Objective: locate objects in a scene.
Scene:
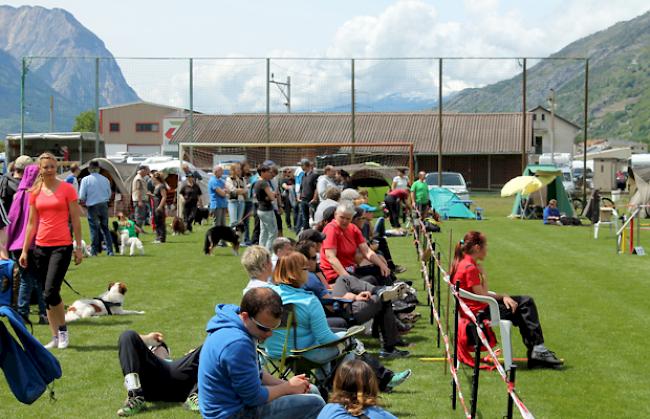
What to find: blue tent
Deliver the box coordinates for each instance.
[429,187,476,219]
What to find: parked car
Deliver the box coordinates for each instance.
[425,171,470,201]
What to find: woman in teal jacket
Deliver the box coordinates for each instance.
[264,252,345,364]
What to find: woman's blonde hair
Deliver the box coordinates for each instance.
[29,152,57,193]
[329,359,380,416]
[273,252,307,287]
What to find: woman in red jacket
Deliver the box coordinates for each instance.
[450,231,563,369]
[20,153,83,349]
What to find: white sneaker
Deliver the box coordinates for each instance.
[57,330,69,349]
[44,337,58,349]
[379,282,408,302]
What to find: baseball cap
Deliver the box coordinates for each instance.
[340,188,361,201]
[14,155,33,170]
[359,203,377,212]
[298,229,327,243]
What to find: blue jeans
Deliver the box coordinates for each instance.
[299,200,311,231]
[243,201,253,243]
[87,202,113,255]
[228,200,245,226]
[15,251,46,319]
[257,209,277,252]
[232,393,325,419]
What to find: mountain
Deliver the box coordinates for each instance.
[0,5,139,136]
[445,10,650,144]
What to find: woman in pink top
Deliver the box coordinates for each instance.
[20,153,83,350]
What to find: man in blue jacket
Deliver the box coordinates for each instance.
[198,287,325,419]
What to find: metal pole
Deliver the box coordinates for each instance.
[20,57,26,155]
[451,281,459,410]
[582,59,589,203]
[266,58,271,160]
[438,58,443,186]
[49,95,54,132]
[287,76,291,113]
[549,88,556,164]
[95,57,100,157]
[506,365,516,419]
[351,59,356,164]
[189,58,194,164]
[521,58,527,173]
[470,326,481,419]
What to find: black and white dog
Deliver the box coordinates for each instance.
[65,282,145,322]
[193,207,210,225]
[203,224,245,256]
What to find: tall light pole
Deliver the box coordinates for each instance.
[548,88,556,165]
[269,73,291,112]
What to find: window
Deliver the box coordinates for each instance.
[135,123,160,132]
[533,114,537,121]
[534,136,543,154]
[541,114,545,121]
[109,122,120,132]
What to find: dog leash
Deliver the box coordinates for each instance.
[63,279,83,297]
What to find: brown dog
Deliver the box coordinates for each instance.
[171,216,186,235]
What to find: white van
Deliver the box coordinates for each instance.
[425,172,470,201]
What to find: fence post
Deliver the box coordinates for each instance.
[451,281,459,410]
[436,251,441,348]
[20,57,26,155]
[470,325,481,418]
[506,365,516,419]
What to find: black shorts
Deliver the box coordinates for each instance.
[33,245,73,307]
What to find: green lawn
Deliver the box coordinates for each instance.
[1,194,649,418]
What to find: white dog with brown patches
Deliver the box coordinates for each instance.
[65,282,145,322]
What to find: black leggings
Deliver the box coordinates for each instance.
[118,330,200,402]
[33,245,72,308]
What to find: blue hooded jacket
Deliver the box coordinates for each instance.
[198,304,269,419]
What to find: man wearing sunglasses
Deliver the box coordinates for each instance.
[198,287,325,419]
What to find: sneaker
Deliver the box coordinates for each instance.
[117,395,146,416]
[379,282,407,302]
[44,337,58,349]
[38,314,49,325]
[529,349,564,368]
[394,265,407,274]
[392,300,417,314]
[379,348,410,359]
[183,392,199,412]
[57,330,69,349]
[387,369,412,390]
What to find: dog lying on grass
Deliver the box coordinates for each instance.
[64,282,145,322]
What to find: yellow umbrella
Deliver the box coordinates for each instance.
[500,176,544,197]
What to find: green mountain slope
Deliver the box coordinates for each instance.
[446,10,650,144]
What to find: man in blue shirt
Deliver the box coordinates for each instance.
[79,160,114,256]
[208,165,228,226]
[543,199,561,225]
[198,287,325,419]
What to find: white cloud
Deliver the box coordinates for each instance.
[126,0,649,112]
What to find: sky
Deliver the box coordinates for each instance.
[5,0,650,111]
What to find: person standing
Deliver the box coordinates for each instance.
[254,165,277,252]
[316,165,338,202]
[6,164,47,324]
[179,174,202,232]
[20,152,83,349]
[79,159,114,256]
[280,169,296,230]
[225,163,247,227]
[410,171,430,216]
[65,163,81,193]
[131,165,149,228]
[298,160,319,232]
[208,165,228,227]
[151,172,167,244]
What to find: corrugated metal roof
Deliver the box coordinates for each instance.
[172,112,533,154]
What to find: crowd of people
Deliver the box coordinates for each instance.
[0,153,563,418]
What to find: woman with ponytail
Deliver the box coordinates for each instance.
[20,153,83,349]
[450,231,563,369]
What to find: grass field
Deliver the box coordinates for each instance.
[1,193,649,418]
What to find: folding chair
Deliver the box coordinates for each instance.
[593,207,619,239]
[457,289,513,372]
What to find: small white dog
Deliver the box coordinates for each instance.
[119,231,145,256]
[65,282,145,322]
[73,239,92,257]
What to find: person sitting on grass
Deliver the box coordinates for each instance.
[317,359,398,419]
[116,330,200,416]
[450,231,564,369]
[198,287,326,419]
[543,199,561,225]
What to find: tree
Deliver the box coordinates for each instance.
[72,110,96,132]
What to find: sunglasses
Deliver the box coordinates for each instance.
[251,316,280,333]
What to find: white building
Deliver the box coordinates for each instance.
[530,105,581,157]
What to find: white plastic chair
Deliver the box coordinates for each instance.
[457,289,513,372]
[593,207,619,239]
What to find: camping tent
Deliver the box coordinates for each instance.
[64,158,133,214]
[429,187,476,219]
[336,163,409,210]
[509,165,574,218]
